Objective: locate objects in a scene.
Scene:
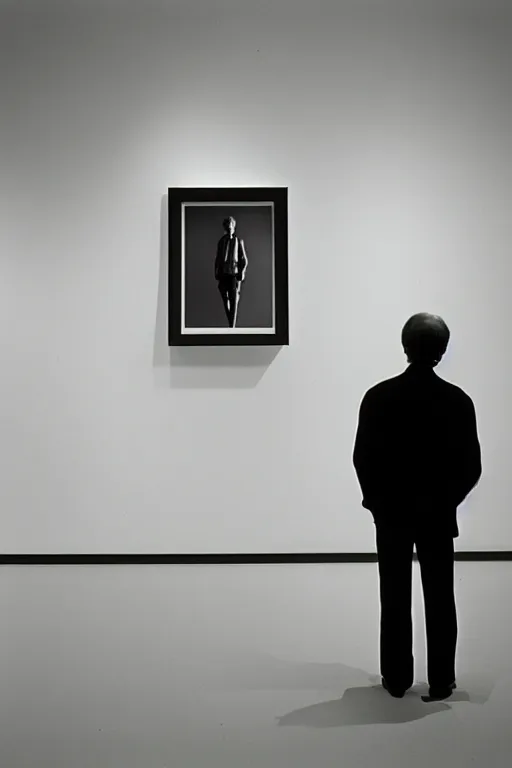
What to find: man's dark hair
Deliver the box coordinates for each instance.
[401,312,450,367]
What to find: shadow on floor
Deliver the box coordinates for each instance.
[200,651,496,727]
[276,682,466,728]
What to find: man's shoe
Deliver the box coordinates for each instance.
[425,681,457,701]
[382,678,406,698]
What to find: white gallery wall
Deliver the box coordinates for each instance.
[0,0,510,554]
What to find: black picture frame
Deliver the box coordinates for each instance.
[168,187,289,346]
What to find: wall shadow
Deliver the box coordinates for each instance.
[168,345,281,389]
[153,193,282,389]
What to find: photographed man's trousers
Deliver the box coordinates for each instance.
[217,276,240,327]
[375,518,457,691]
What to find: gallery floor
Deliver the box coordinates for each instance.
[0,560,510,768]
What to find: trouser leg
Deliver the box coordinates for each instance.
[218,278,239,327]
[415,531,457,688]
[229,283,240,327]
[375,523,415,689]
[218,283,231,325]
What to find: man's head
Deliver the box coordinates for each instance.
[401,312,450,368]
[223,216,236,236]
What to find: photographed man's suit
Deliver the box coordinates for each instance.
[215,234,248,328]
[353,363,482,691]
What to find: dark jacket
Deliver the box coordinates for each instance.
[215,235,248,281]
[352,363,482,537]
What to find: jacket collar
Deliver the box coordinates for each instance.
[404,363,437,377]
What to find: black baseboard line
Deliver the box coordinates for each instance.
[0,551,511,565]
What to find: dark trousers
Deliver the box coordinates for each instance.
[375,521,457,690]
[217,276,240,328]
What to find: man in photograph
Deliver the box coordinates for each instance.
[214,216,248,328]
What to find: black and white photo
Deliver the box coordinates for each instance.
[214,215,249,329]
[168,187,289,346]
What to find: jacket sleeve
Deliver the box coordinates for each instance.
[238,238,248,280]
[450,395,482,507]
[352,390,383,511]
[214,239,223,280]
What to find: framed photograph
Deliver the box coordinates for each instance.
[168,187,289,346]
